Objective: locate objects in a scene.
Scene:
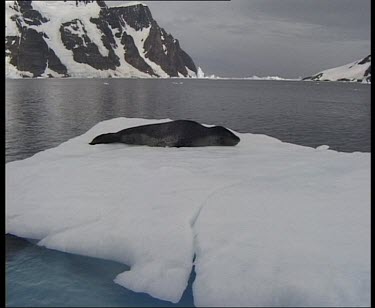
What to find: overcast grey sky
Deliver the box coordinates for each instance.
[107,0,371,78]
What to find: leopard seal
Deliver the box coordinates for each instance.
[89,120,240,147]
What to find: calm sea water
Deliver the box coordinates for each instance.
[6,79,370,164]
[5,78,371,307]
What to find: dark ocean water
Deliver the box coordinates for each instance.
[5,78,371,307]
[6,79,370,164]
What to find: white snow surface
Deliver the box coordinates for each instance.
[316,144,330,150]
[5,56,33,78]
[310,57,371,82]
[245,75,301,81]
[197,67,205,78]
[5,2,19,36]
[6,117,370,306]
[108,1,147,8]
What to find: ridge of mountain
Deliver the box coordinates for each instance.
[5,0,202,78]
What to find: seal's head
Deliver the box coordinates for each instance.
[89,133,119,145]
[209,126,240,146]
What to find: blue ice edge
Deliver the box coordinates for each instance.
[6,234,196,307]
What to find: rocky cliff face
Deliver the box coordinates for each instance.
[302,55,371,83]
[5,0,201,78]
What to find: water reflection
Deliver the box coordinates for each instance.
[6,79,371,163]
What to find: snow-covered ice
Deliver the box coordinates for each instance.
[6,117,370,306]
[244,75,301,81]
[316,144,330,150]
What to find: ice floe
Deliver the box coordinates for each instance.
[6,117,370,306]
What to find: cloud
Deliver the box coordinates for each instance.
[107,0,371,78]
[242,0,371,40]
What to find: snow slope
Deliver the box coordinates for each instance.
[6,118,370,306]
[303,55,371,83]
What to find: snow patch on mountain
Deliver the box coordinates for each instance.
[109,1,147,8]
[124,23,169,78]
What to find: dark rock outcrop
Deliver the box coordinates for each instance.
[109,4,152,31]
[144,25,197,77]
[121,32,156,76]
[302,73,322,81]
[6,2,67,77]
[363,65,371,82]
[60,19,119,70]
[358,55,371,65]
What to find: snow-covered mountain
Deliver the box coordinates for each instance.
[5,0,202,78]
[303,55,371,83]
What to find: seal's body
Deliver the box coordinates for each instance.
[89,120,240,147]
